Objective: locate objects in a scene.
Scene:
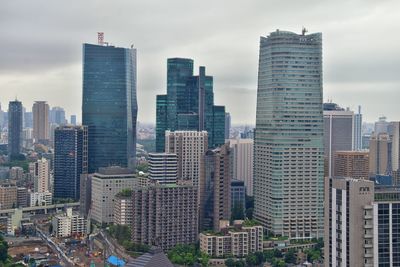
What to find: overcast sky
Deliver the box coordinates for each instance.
[0,0,399,124]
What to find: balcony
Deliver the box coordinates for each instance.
[363,224,373,229]
[364,214,373,219]
[363,243,373,248]
[364,253,373,258]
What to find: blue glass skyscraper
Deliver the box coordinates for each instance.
[8,100,23,158]
[254,30,324,239]
[54,125,88,200]
[156,58,225,152]
[82,43,137,173]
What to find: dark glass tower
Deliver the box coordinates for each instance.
[82,43,137,172]
[54,125,88,199]
[8,100,23,158]
[156,58,225,152]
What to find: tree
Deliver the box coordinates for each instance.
[245,254,257,266]
[0,237,8,262]
[284,249,296,264]
[225,258,235,267]
[254,251,265,264]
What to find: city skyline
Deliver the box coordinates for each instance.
[1,0,400,124]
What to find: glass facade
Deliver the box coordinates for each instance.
[377,202,400,266]
[155,58,225,152]
[8,100,23,157]
[254,30,324,238]
[82,43,137,172]
[54,126,88,200]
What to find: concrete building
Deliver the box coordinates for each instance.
[324,178,374,266]
[369,133,390,175]
[79,173,92,217]
[324,105,354,177]
[389,121,400,172]
[131,184,198,251]
[333,151,369,179]
[148,153,178,184]
[165,130,208,187]
[32,101,49,144]
[10,167,24,180]
[33,158,50,193]
[91,167,137,224]
[200,143,231,231]
[0,185,17,210]
[353,106,363,151]
[16,187,28,208]
[254,29,324,239]
[229,138,253,196]
[200,220,263,258]
[225,112,231,139]
[52,208,88,238]
[29,191,52,207]
[113,190,133,226]
[374,116,389,135]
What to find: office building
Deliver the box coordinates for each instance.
[231,180,246,214]
[323,103,354,177]
[29,191,52,207]
[113,190,133,226]
[91,167,137,224]
[79,173,92,216]
[148,153,177,184]
[165,131,208,187]
[225,112,231,139]
[33,158,50,193]
[52,208,88,238]
[32,101,49,144]
[375,116,389,135]
[8,100,23,157]
[54,125,88,200]
[324,178,374,266]
[24,111,33,128]
[70,115,77,126]
[82,40,138,172]
[369,133,390,175]
[353,106,363,151]
[389,121,400,172]
[200,220,263,258]
[254,29,324,239]
[229,138,253,196]
[200,143,231,231]
[334,150,369,179]
[50,107,66,125]
[0,186,17,210]
[156,58,225,152]
[131,184,198,251]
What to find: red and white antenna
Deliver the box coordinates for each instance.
[98,32,104,45]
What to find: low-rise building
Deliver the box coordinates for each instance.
[29,191,52,207]
[114,189,133,226]
[200,220,263,258]
[0,185,17,210]
[10,167,24,180]
[16,187,28,208]
[52,208,88,238]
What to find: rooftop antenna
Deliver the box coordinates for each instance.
[302,27,308,36]
[98,32,104,45]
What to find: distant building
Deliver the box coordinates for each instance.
[29,191,52,207]
[353,106,363,151]
[334,151,369,179]
[16,187,28,208]
[82,42,138,172]
[113,190,133,226]
[54,125,88,200]
[389,121,400,172]
[165,131,208,187]
[148,153,177,184]
[200,143,231,231]
[369,133,390,175]
[49,107,66,125]
[225,112,231,139]
[126,247,174,267]
[8,100,23,157]
[70,115,77,126]
[33,158,50,193]
[155,58,225,152]
[229,138,253,196]
[375,116,389,135]
[91,167,137,224]
[24,111,33,128]
[231,180,245,214]
[32,101,49,144]
[200,220,263,258]
[9,167,24,180]
[0,186,17,209]
[323,104,354,177]
[79,173,92,217]
[131,184,198,251]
